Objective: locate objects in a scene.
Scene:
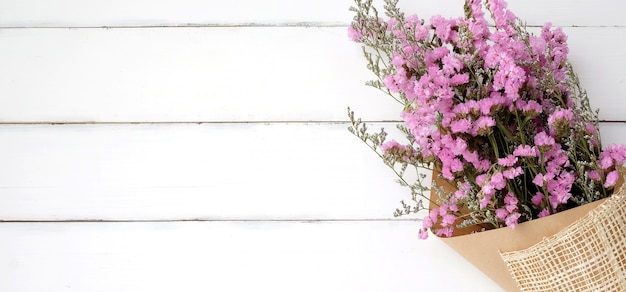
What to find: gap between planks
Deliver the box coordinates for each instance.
[1,24,625,29]
[0,22,347,29]
[0,218,421,223]
[0,120,624,125]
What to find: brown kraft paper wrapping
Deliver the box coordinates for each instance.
[429,169,624,292]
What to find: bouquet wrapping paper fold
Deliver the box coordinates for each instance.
[500,179,626,291]
[433,168,625,291]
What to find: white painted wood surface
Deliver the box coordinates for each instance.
[1,1,625,291]
[1,0,625,27]
[0,27,625,122]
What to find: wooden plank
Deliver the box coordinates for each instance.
[0,0,624,27]
[0,123,406,220]
[0,26,625,123]
[0,26,397,123]
[0,221,503,291]
[0,122,624,221]
[0,0,352,27]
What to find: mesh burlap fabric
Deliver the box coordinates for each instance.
[500,180,626,291]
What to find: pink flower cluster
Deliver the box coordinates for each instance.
[349,0,626,239]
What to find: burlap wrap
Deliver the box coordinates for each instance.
[500,172,626,291]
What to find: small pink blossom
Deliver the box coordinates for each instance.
[534,131,555,149]
[418,228,429,239]
[495,208,508,220]
[605,170,619,188]
[475,173,487,185]
[529,35,547,55]
[474,116,496,135]
[436,227,454,237]
[548,109,573,127]
[450,73,469,85]
[587,170,601,181]
[347,26,362,41]
[505,213,521,229]
[602,144,626,167]
[532,173,545,187]
[522,100,542,116]
[585,122,598,136]
[430,15,459,43]
[504,192,518,206]
[531,192,545,206]
[441,213,456,227]
[498,155,518,167]
[513,145,537,157]
[538,208,550,218]
[489,172,507,190]
[380,140,405,152]
[450,118,473,134]
[422,215,434,229]
[503,167,523,179]
[442,54,464,74]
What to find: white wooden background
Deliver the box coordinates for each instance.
[1,1,625,291]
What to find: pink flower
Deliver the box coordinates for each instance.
[454,189,467,200]
[450,137,468,156]
[429,208,439,221]
[529,35,547,55]
[522,100,542,116]
[498,155,518,167]
[495,208,509,220]
[442,54,464,74]
[599,152,614,170]
[547,172,574,204]
[481,183,495,197]
[487,0,517,30]
[531,192,545,206]
[430,15,459,43]
[587,170,601,181]
[441,214,456,227]
[534,131,555,149]
[347,26,362,41]
[605,170,619,188]
[380,140,405,152]
[450,73,469,85]
[513,145,537,157]
[532,173,545,187]
[585,122,598,136]
[476,174,487,185]
[478,97,498,115]
[436,227,454,238]
[505,213,521,229]
[418,228,429,240]
[538,208,550,218]
[422,215,434,229]
[450,118,473,134]
[489,172,507,190]
[454,101,473,116]
[603,144,626,166]
[504,192,518,206]
[474,116,496,135]
[480,190,494,209]
[547,109,573,127]
[503,167,523,179]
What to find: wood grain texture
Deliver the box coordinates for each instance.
[1,122,624,221]
[0,0,624,27]
[0,123,410,220]
[0,27,625,123]
[0,221,502,292]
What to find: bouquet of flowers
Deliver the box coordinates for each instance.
[347,0,626,240]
